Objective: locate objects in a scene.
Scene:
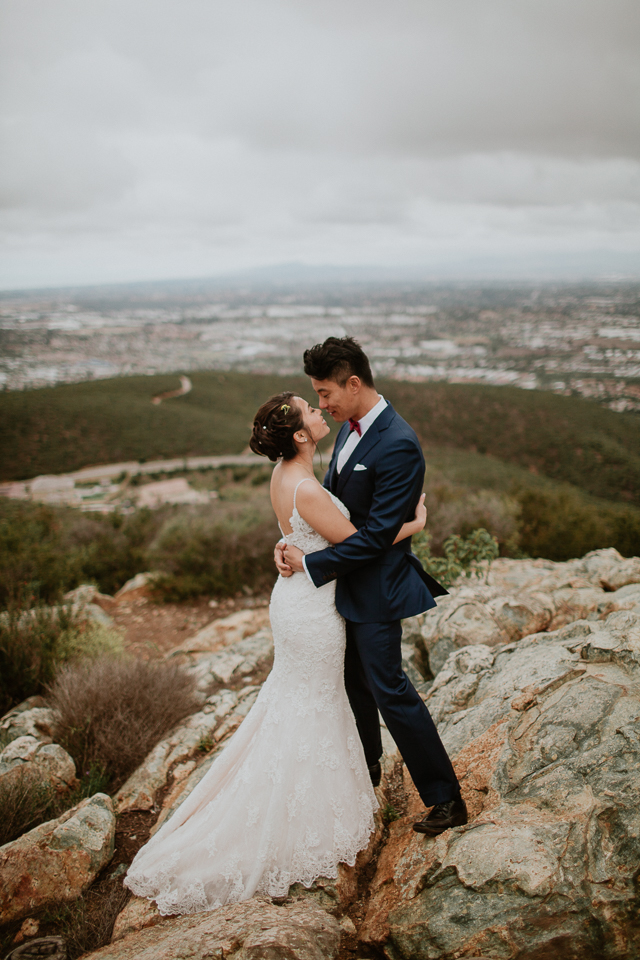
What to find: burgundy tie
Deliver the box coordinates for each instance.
[348,418,361,436]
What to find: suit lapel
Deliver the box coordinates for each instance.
[329,423,350,493]
[337,404,395,499]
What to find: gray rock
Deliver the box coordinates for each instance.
[181,628,273,691]
[412,549,640,679]
[82,897,341,960]
[5,937,67,960]
[0,697,55,745]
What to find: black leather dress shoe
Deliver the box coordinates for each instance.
[413,796,468,835]
[368,762,382,787]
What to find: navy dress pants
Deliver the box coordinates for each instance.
[344,619,460,807]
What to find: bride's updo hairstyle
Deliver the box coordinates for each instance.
[250,392,306,462]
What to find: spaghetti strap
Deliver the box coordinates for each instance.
[292,477,317,512]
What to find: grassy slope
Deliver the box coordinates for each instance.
[0,372,324,480]
[382,381,640,507]
[2,373,639,508]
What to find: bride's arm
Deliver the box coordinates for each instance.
[393,493,426,543]
[295,484,426,547]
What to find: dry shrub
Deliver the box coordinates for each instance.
[49,657,199,792]
[150,507,279,600]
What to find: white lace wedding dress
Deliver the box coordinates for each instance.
[124,480,377,915]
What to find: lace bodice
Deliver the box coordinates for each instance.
[282,478,350,554]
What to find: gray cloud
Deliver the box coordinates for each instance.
[0,0,639,287]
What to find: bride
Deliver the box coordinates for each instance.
[124,391,426,915]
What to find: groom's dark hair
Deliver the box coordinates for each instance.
[303,336,375,388]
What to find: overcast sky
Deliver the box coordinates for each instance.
[1,0,639,289]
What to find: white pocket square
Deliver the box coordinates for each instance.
[353,463,367,471]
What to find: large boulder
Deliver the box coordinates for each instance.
[114,572,160,603]
[0,735,76,792]
[0,793,115,924]
[82,897,341,960]
[360,609,640,959]
[64,584,116,613]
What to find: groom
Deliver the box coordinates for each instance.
[276,336,467,835]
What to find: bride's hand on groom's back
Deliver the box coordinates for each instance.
[274,541,294,577]
[415,493,427,530]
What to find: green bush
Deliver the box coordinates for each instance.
[0,600,79,715]
[0,766,57,847]
[0,500,78,604]
[413,528,500,588]
[0,499,165,605]
[150,507,279,600]
[516,487,640,561]
[425,487,521,556]
[61,508,160,596]
[0,595,123,715]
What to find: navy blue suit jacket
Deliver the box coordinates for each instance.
[305,403,448,623]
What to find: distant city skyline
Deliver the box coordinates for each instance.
[1,0,639,289]
[2,279,639,414]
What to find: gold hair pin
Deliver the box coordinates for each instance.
[280,403,291,414]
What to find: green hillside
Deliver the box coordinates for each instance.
[2,373,639,509]
[0,372,321,481]
[383,381,640,507]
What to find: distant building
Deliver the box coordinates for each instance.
[135,477,212,509]
[29,475,81,505]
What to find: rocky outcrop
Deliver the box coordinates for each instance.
[82,898,341,960]
[414,547,640,675]
[177,626,274,691]
[361,606,640,959]
[0,793,115,924]
[3,552,636,958]
[64,584,116,614]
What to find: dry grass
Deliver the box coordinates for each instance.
[0,766,57,847]
[49,656,200,792]
[42,881,129,960]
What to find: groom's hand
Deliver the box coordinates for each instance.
[274,541,293,577]
[283,544,305,573]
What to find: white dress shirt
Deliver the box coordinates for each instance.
[336,395,387,473]
[301,395,387,583]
